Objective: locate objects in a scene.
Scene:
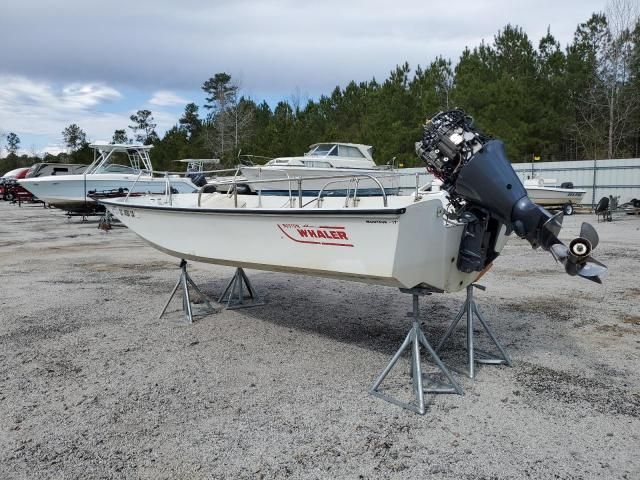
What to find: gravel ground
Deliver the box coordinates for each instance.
[0,201,638,479]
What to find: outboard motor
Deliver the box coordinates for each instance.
[187,172,208,188]
[415,109,607,283]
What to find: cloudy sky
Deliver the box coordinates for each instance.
[0,0,606,156]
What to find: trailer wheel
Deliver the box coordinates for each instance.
[562,203,574,215]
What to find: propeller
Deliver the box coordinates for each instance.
[542,211,564,239]
[580,222,599,249]
[549,222,607,283]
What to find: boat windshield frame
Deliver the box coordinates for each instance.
[306,144,338,157]
[304,143,373,161]
[85,143,154,175]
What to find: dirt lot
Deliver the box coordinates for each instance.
[0,201,638,479]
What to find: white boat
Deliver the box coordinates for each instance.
[523,178,586,214]
[19,143,197,213]
[100,190,508,292]
[210,143,404,196]
[26,163,87,178]
[98,109,608,415]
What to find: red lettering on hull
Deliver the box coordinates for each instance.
[278,224,353,247]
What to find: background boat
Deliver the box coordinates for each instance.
[18,143,197,213]
[523,178,586,215]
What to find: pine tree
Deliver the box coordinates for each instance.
[111,129,129,144]
[129,110,158,145]
[62,124,87,152]
[179,103,201,139]
[5,132,20,156]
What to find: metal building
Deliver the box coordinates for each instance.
[397,158,640,207]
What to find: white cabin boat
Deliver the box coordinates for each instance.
[523,178,586,214]
[19,143,197,213]
[210,143,402,196]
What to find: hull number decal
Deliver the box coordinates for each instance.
[117,208,136,217]
[278,224,353,247]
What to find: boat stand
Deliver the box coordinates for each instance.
[436,284,512,379]
[98,211,113,231]
[218,267,265,310]
[159,259,218,324]
[370,287,463,415]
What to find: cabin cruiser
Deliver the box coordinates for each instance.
[19,143,197,213]
[209,143,404,196]
[523,178,586,215]
[26,162,87,178]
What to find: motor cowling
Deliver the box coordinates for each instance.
[187,172,208,188]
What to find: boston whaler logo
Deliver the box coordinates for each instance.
[277,224,353,247]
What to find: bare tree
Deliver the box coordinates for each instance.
[230,98,255,150]
[290,86,309,115]
[200,73,254,159]
[604,0,639,158]
[202,73,237,157]
[572,1,640,159]
[29,145,40,159]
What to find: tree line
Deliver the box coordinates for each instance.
[2,5,639,173]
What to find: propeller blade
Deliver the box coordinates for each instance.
[577,259,608,278]
[586,256,607,268]
[580,222,599,249]
[551,243,569,262]
[543,211,564,238]
[581,275,602,284]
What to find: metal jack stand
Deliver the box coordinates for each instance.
[218,267,265,310]
[370,288,464,415]
[436,284,512,379]
[159,259,218,324]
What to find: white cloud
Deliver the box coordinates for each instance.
[0,75,123,137]
[0,75,179,152]
[0,77,121,118]
[149,90,189,107]
[39,144,67,156]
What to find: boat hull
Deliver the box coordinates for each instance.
[525,186,586,206]
[101,193,500,292]
[19,174,196,212]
